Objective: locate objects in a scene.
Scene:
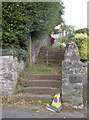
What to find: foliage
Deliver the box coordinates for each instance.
[52,29,59,34]
[87,36,89,60]
[75,28,89,36]
[59,42,63,46]
[56,24,75,44]
[17,88,22,93]
[0,3,2,47]
[79,40,87,60]
[74,33,88,60]
[49,95,54,105]
[2,48,28,61]
[31,108,39,111]
[61,24,75,35]
[22,82,29,87]
[2,2,64,60]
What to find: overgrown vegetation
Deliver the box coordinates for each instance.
[75,33,88,60]
[21,63,62,75]
[75,28,89,36]
[0,3,2,48]
[2,2,64,60]
[56,26,89,61]
[17,88,22,93]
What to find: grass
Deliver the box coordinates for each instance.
[21,63,62,77]
[31,108,39,111]
[46,45,66,51]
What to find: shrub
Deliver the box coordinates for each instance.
[74,33,88,60]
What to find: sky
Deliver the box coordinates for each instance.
[56,0,88,30]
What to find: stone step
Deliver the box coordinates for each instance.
[37,56,63,60]
[20,93,52,101]
[27,74,61,80]
[37,58,61,64]
[20,80,61,88]
[39,49,61,53]
[38,52,63,55]
[22,87,61,95]
[38,52,62,55]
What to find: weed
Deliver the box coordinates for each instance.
[31,108,39,111]
[17,88,22,93]
[49,95,54,105]
[22,82,29,87]
[32,100,48,106]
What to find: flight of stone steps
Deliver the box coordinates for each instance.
[36,46,64,65]
[17,46,64,101]
[18,74,62,101]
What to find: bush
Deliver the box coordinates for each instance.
[75,33,88,60]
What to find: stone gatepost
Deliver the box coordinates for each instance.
[62,40,84,109]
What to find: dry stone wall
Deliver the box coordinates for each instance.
[0,56,25,96]
[62,40,87,109]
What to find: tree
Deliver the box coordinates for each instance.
[2,2,64,60]
[0,3,2,49]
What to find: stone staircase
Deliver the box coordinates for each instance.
[17,46,63,101]
[18,74,61,101]
[36,46,64,65]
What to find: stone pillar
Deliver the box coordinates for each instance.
[62,40,84,109]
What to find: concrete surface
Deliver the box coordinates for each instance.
[1,105,87,118]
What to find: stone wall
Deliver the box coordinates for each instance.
[0,56,25,96]
[31,33,50,64]
[62,40,87,109]
[82,62,87,104]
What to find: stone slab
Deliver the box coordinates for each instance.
[69,74,82,83]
